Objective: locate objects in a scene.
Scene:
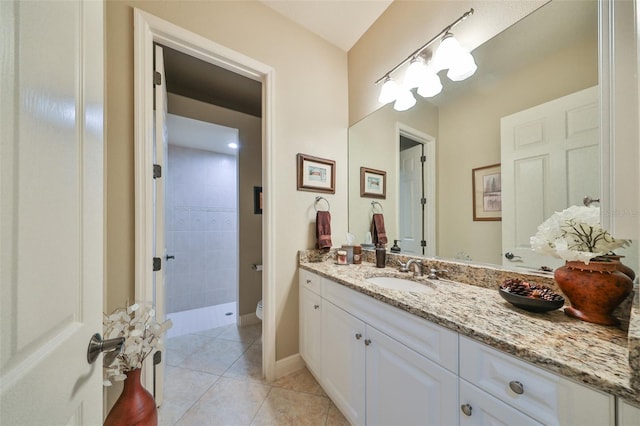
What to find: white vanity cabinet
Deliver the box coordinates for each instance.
[617,398,640,426]
[459,336,615,426]
[299,269,323,377]
[306,271,459,425]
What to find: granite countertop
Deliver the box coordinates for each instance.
[299,253,640,405]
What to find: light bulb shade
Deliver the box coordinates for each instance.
[378,77,399,104]
[446,52,477,81]
[393,88,416,111]
[417,70,443,98]
[433,33,463,71]
[404,58,427,90]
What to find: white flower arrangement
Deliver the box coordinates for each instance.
[103,302,172,386]
[530,205,629,263]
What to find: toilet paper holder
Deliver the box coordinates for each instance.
[252,264,263,271]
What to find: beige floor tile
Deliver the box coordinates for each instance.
[158,366,220,425]
[193,325,227,339]
[251,387,330,426]
[325,402,351,426]
[218,323,262,344]
[179,339,247,375]
[271,367,326,397]
[223,341,266,383]
[165,333,219,366]
[176,377,271,426]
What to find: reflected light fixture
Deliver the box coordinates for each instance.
[375,8,476,111]
[228,142,238,149]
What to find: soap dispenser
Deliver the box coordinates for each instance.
[375,243,386,268]
[390,240,401,253]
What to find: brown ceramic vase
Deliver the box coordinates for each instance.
[104,368,157,426]
[553,260,633,326]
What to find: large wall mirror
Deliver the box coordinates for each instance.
[348,0,638,274]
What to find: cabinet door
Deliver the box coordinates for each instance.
[322,300,366,426]
[300,286,322,377]
[460,379,543,426]
[365,326,458,426]
[618,398,640,426]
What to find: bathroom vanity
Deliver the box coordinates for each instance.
[299,251,640,425]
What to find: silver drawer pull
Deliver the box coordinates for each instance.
[364,339,372,346]
[461,404,472,416]
[355,333,362,340]
[313,304,320,309]
[509,380,524,395]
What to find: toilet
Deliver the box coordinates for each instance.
[256,299,263,320]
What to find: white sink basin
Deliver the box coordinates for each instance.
[365,276,434,293]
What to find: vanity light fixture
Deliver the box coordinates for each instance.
[375,8,476,111]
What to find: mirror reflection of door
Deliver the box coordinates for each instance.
[399,136,424,255]
[501,86,599,271]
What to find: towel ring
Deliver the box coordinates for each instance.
[371,201,384,213]
[314,196,330,212]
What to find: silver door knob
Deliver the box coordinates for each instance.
[313,304,320,309]
[509,380,524,395]
[364,339,372,346]
[583,195,600,207]
[355,333,362,340]
[165,254,175,261]
[461,404,472,416]
[87,333,125,364]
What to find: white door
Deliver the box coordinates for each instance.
[399,144,424,254]
[150,44,168,405]
[365,326,458,426]
[501,86,599,270]
[0,1,104,424]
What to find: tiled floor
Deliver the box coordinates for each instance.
[159,323,350,426]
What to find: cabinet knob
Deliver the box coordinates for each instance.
[460,404,472,417]
[364,339,372,346]
[313,304,320,309]
[355,333,362,340]
[509,380,524,395]
[306,279,311,284]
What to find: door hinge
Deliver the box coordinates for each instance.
[153,164,162,179]
[153,257,161,271]
[420,155,427,163]
[154,71,162,86]
[421,240,427,247]
[421,198,427,205]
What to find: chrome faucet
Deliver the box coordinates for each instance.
[405,259,424,277]
[427,268,449,280]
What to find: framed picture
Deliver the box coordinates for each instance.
[360,167,386,199]
[297,154,335,194]
[472,163,502,221]
[253,186,262,214]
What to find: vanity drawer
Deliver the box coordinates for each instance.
[299,269,322,295]
[459,335,613,425]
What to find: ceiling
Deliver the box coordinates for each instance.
[259,0,393,51]
[167,113,240,156]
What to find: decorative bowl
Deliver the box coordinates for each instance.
[498,288,564,313]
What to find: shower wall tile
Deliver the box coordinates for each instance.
[166,145,238,314]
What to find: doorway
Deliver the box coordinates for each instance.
[397,124,436,257]
[164,115,241,337]
[133,9,276,400]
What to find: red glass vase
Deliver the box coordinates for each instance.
[104,368,157,426]
[554,260,633,326]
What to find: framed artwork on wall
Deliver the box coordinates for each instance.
[472,163,502,221]
[360,167,386,199]
[296,154,336,194]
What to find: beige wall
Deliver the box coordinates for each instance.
[437,38,597,264]
[348,0,546,125]
[168,94,262,317]
[105,0,348,363]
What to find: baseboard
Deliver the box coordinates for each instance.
[274,353,305,379]
[238,312,261,326]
